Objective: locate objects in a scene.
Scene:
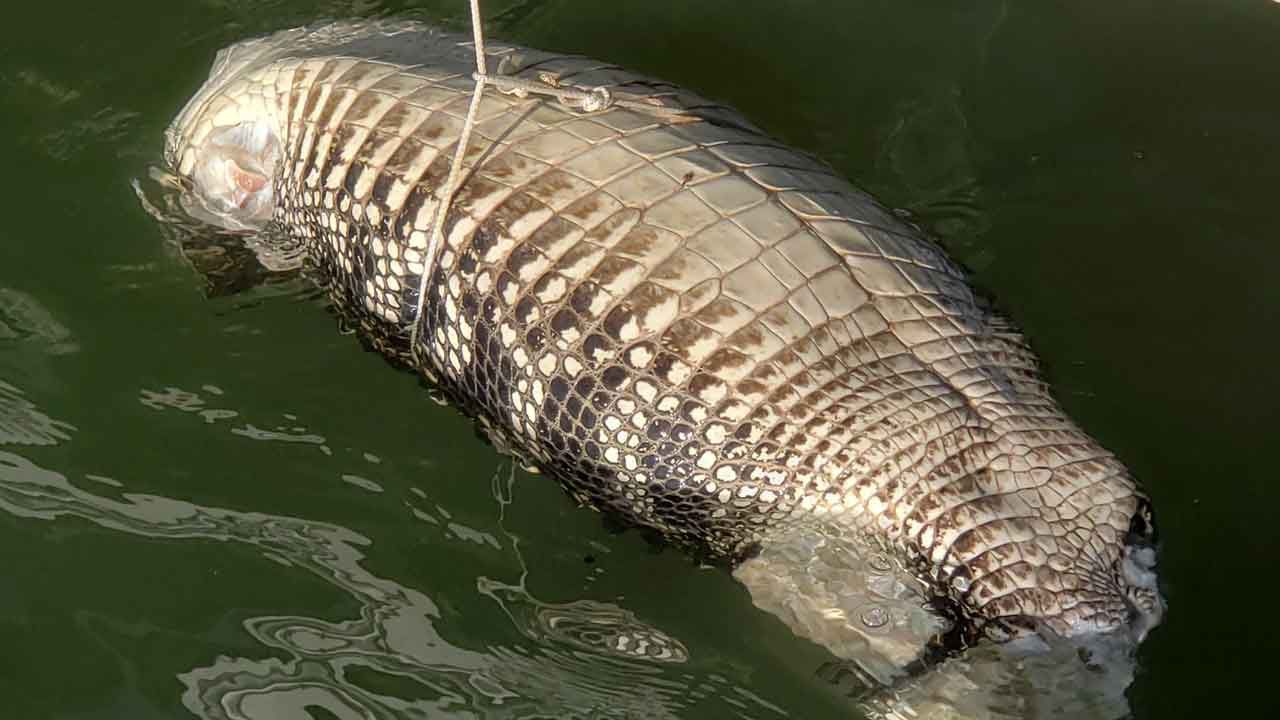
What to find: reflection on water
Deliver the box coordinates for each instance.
[480,469,688,666]
[0,381,75,446]
[0,287,79,355]
[341,473,385,493]
[40,107,141,162]
[133,173,309,299]
[878,87,991,256]
[1,58,140,163]
[140,385,333,451]
[4,67,82,105]
[851,630,1137,720]
[0,394,788,719]
[0,288,78,446]
[869,1,1011,271]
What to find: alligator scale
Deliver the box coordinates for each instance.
[160,19,1163,718]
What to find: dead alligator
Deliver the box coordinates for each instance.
[155,19,1163,718]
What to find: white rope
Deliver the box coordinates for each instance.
[465,0,489,76]
[409,0,490,354]
[409,0,688,359]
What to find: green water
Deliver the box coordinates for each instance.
[1,0,1275,717]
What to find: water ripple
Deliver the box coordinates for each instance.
[0,287,79,355]
[0,288,78,445]
[0,404,782,719]
[0,381,75,446]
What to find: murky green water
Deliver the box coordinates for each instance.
[1,0,1274,717]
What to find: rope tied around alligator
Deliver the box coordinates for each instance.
[409,0,687,356]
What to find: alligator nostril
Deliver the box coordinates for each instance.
[1125,497,1157,548]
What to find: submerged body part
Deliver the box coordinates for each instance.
[160,19,1162,717]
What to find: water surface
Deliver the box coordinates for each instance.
[1,0,1275,717]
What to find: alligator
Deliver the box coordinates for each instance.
[156,19,1163,718]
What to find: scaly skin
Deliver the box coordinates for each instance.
[164,19,1162,648]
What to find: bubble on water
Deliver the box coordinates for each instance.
[860,605,890,629]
